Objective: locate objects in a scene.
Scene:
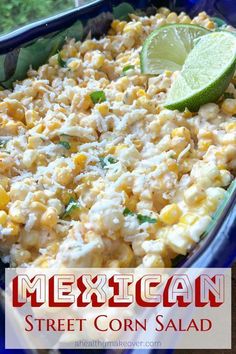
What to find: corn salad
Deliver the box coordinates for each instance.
[0,8,235,268]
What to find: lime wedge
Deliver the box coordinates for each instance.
[140,24,209,74]
[165,31,236,111]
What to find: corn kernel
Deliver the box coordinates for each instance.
[183,109,193,118]
[33,191,47,203]
[111,20,126,33]
[199,131,213,139]
[133,139,143,151]
[198,139,212,151]
[0,177,9,190]
[158,7,171,16]
[25,110,39,128]
[171,127,191,141]
[9,201,26,224]
[166,12,178,23]
[28,136,42,149]
[115,144,128,153]
[35,123,44,133]
[164,70,172,77]
[206,20,215,29]
[96,102,109,116]
[67,59,81,71]
[104,145,116,154]
[11,247,31,266]
[20,229,39,249]
[47,242,60,255]
[116,243,134,267]
[107,260,120,268]
[167,160,178,174]
[159,203,182,225]
[225,122,236,132]
[179,213,199,225]
[80,95,92,111]
[136,89,146,97]
[0,185,10,209]
[108,28,115,35]
[219,169,232,187]
[59,190,77,204]
[111,19,120,30]
[123,21,142,35]
[6,221,20,236]
[0,211,7,225]
[143,254,165,268]
[23,149,37,168]
[47,121,61,131]
[184,185,206,205]
[31,201,47,213]
[55,167,73,186]
[6,100,25,122]
[125,195,138,212]
[73,153,87,173]
[41,207,58,228]
[180,15,191,24]
[92,53,105,69]
[221,98,236,115]
[80,40,97,54]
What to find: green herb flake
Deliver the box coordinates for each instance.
[137,214,157,224]
[60,133,73,137]
[107,157,118,164]
[0,140,7,148]
[58,52,67,68]
[90,91,106,104]
[122,65,135,74]
[99,156,118,168]
[99,157,107,169]
[58,141,71,150]
[123,207,135,216]
[62,198,80,218]
[211,17,227,28]
[223,92,234,99]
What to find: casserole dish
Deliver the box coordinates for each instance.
[0,0,235,352]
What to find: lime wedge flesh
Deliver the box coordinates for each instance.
[165,31,236,111]
[140,24,209,74]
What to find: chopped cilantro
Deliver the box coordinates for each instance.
[0,140,7,148]
[123,208,157,224]
[211,17,227,28]
[223,92,234,99]
[99,157,107,169]
[58,52,67,68]
[90,91,106,104]
[60,133,73,137]
[58,141,71,150]
[123,208,135,216]
[122,65,135,74]
[137,214,157,224]
[62,198,80,218]
[99,156,118,168]
[107,156,118,164]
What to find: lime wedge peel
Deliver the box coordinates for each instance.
[165,31,236,112]
[140,24,210,75]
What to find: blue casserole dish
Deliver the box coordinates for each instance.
[0,0,235,353]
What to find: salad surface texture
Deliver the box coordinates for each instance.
[0,8,235,268]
